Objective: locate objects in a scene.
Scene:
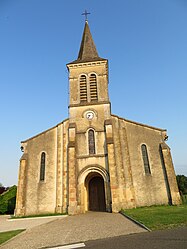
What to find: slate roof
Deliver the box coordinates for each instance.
[68,21,106,65]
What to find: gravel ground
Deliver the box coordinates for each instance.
[0,212,146,249]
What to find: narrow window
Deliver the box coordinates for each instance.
[141,144,151,174]
[88,129,95,155]
[40,152,46,181]
[80,75,87,102]
[89,74,98,101]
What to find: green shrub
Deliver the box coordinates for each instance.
[0,185,17,214]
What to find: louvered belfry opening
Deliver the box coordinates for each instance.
[80,75,87,102]
[89,74,98,101]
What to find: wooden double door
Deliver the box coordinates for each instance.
[88,176,106,212]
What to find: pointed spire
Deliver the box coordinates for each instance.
[68,21,106,64]
[77,21,100,61]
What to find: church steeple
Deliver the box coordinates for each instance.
[77,21,99,61]
[67,20,109,109]
[69,21,106,64]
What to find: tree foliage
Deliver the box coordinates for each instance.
[176,175,187,195]
[0,187,6,195]
[0,185,17,214]
[0,183,8,195]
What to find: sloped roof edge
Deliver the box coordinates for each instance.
[111,114,166,132]
[21,118,69,143]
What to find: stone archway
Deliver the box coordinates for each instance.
[78,165,112,213]
[86,173,106,212]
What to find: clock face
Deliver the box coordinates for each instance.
[86,111,94,120]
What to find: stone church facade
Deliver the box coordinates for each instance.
[15,21,180,216]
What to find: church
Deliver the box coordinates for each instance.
[15,20,181,216]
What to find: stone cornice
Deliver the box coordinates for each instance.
[76,153,107,159]
[67,59,108,69]
[69,101,110,108]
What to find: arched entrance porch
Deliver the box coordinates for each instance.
[78,165,112,213]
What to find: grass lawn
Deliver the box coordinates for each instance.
[122,205,187,230]
[0,230,25,245]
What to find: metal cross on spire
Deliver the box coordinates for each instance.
[82,10,90,22]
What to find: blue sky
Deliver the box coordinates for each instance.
[0,0,187,186]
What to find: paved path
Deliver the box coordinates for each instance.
[0,215,67,232]
[0,212,146,249]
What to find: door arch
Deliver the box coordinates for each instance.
[86,173,106,212]
[78,165,112,213]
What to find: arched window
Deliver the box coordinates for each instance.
[80,75,87,102]
[88,129,95,155]
[141,144,151,174]
[40,152,46,181]
[89,74,98,101]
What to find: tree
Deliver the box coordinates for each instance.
[0,183,6,195]
[176,175,187,195]
[0,185,17,214]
